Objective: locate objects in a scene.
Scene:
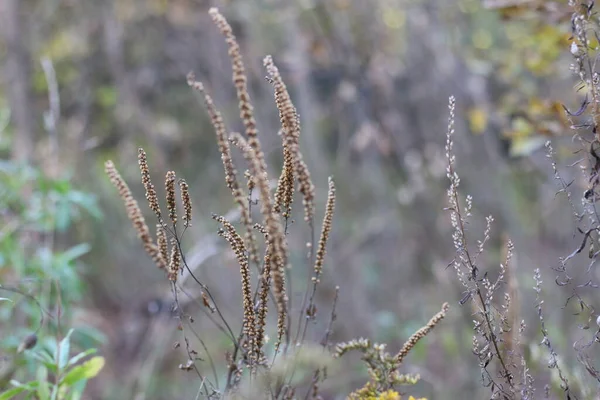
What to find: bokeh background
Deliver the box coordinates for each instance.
[1,0,596,398]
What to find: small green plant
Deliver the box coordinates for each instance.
[0,100,103,397]
[0,329,105,400]
[0,160,101,329]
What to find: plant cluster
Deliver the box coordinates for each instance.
[335,302,447,399]
[103,7,445,399]
[439,1,600,399]
[0,158,104,397]
[0,53,103,398]
[13,1,600,399]
[0,330,104,400]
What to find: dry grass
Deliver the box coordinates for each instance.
[104,7,447,399]
[104,2,600,399]
[104,2,600,397]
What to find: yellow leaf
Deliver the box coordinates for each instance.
[468,107,488,134]
[510,117,533,137]
[510,135,546,157]
[473,29,493,50]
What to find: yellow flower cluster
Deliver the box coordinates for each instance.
[356,390,426,400]
[374,391,400,400]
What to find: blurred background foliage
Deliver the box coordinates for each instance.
[0,116,104,395]
[0,0,596,398]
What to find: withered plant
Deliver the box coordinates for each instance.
[444,94,533,398]
[441,2,600,399]
[101,2,600,399]
[104,7,447,400]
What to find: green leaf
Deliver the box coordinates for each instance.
[50,384,58,400]
[67,349,97,367]
[30,349,56,368]
[60,244,91,265]
[50,179,72,195]
[0,379,39,399]
[40,339,57,361]
[58,329,74,370]
[95,86,117,108]
[32,359,58,374]
[55,200,72,232]
[67,379,88,400]
[7,380,38,391]
[73,326,105,347]
[36,367,50,400]
[66,191,102,220]
[0,387,27,400]
[0,298,12,303]
[60,357,105,386]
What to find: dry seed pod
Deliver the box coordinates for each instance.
[179,179,192,228]
[17,333,38,353]
[105,161,166,270]
[138,148,162,223]
[165,171,177,225]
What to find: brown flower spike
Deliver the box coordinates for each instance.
[105,161,166,270]
[168,236,181,281]
[179,179,192,228]
[395,302,449,365]
[231,133,288,349]
[138,148,162,224]
[214,214,256,362]
[264,55,315,223]
[165,171,177,225]
[187,73,259,265]
[313,177,336,282]
[156,224,168,270]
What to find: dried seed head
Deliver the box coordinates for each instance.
[168,236,180,281]
[213,215,256,356]
[138,148,162,223]
[187,73,259,265]
[156,224,168,269]
[187,74,238,192]
[297,159,315,222]
[205,7,290,350]
[179,179,192,228]
[264,55,315,222]
[17,333,38,353]
[254,243,272,359]
[214,215,246,256]
[208,10,271,258]
[245,169,255,192]
[105,161,166,269]
[209,8,260,147]
[395,302,449,365]
[231,133,288,347]
[275,166,293,217]
[165,171,177,225]
[313,177,336,280]
[253,223,268,237]
[274,136,295,217]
